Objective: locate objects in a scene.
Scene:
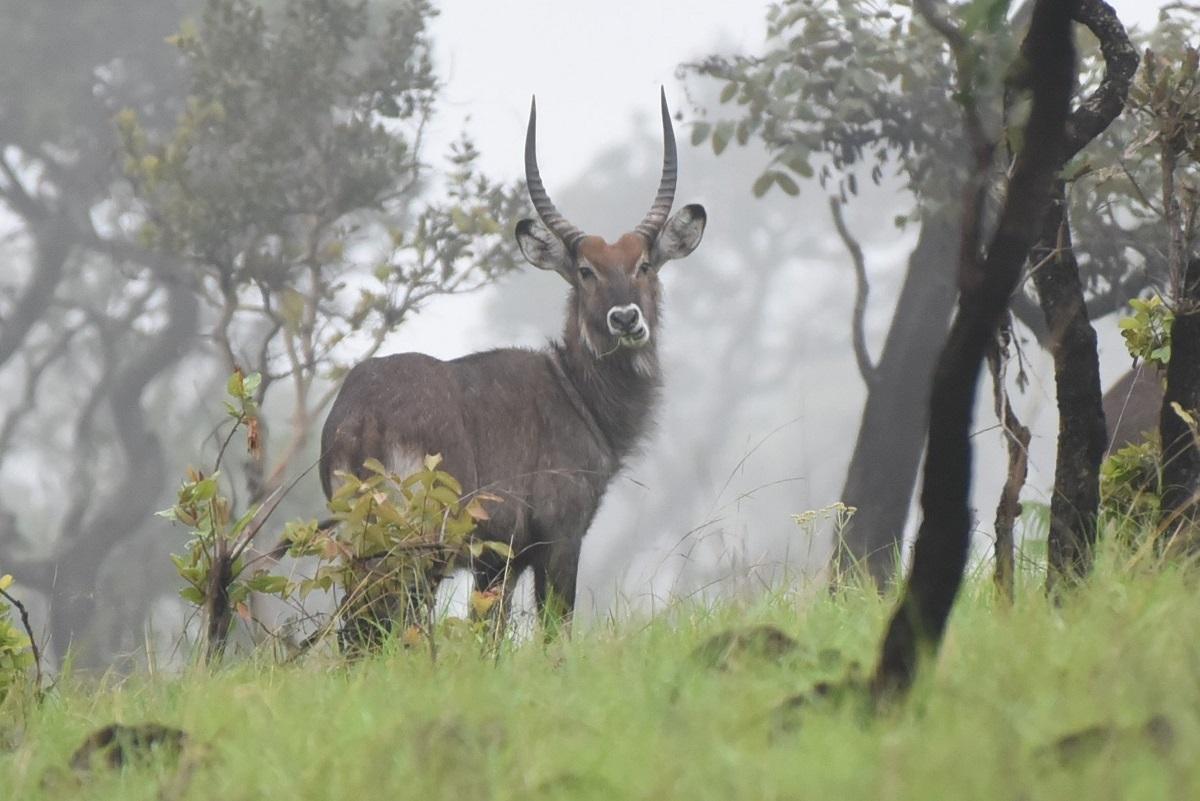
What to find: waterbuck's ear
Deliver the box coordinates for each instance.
[649,204,706,267]
[516,218,572,280]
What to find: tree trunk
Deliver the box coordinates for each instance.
[833,213,961,587]
[46,286,198,664]
[1159,257,1200,552]
[872,0,1073,697]
[1030,181,1108,591]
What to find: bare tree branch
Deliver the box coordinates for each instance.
[1066,0,1140,160]
[829,197,877,384]
[0,224,71,369]
[0,152,47,222]
[0,322,84,464]
[987,322,1031,601]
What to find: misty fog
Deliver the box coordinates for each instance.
[0,0,1174,668]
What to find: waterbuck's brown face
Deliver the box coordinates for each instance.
[515,89,706,361]
[573,233,659,353]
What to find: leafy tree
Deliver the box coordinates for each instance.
[0,0,202,663]
[120,0,523,509]
[687,0,1138,588]
[686,0,983,587]
[0,0,521,664]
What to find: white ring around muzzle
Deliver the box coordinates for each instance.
[607,303,651,349]
[606,303,644,335]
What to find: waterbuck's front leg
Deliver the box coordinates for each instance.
[532,536,582,637]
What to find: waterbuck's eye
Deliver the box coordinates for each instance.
[638,262,651,276]
[578,265,595,280]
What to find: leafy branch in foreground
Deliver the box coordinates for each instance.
[1119,295,1174,370]
[160,371,511,662]
[0,573,37,703]
[281,454,508,655]
[158,370,278,662]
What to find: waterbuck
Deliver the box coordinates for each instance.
[319,90,706,620]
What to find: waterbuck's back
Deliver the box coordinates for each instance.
[319,348,613,562]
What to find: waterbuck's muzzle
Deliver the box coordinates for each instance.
[607,303,650,347]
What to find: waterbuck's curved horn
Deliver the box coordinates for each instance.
[525,97,586,254]
[633,87,678,244]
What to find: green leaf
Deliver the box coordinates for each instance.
[429,486,461,509]
[774,172,800,196]
[280,288,306,331]
[192,476,219,502]
[435,471,463,496]
[735,120,750,146]
[720,82,738,103]
[246,573,289,595]
[376,502,406,527]
[242,372,261,396]
[331,474,360,502]
[752,172,775,198]
[230,504,261,538]
[347,494,373,528]
[712,121,735,155]
[483,540,514,559]
[690,121,711,147]
[179,586,204,605]
[785,154,813,178]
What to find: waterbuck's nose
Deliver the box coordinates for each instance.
[607,305,641,334]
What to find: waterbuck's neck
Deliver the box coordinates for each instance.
[553,301,662,464]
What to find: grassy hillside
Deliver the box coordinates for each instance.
[2,550,1198,800]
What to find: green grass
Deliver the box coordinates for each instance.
[3,550,1199,800]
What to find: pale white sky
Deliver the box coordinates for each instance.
[428,0,1167,187]
[428,0,764,188]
